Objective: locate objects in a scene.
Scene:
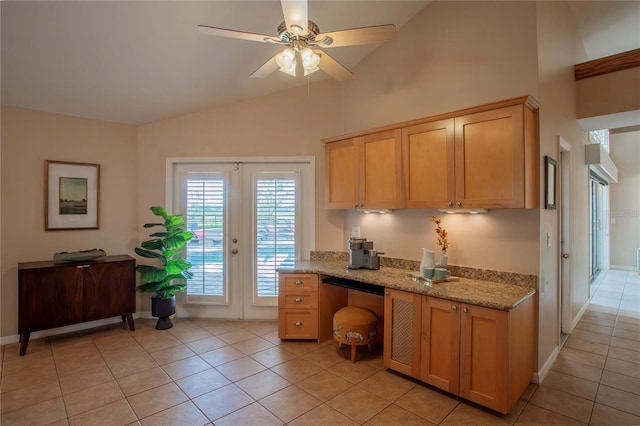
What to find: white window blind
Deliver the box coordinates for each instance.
[255,177,296,298]
[185,178,225,297]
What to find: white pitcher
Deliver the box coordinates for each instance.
[420,248,436,274]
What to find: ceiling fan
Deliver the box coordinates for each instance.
[197,0,396,81]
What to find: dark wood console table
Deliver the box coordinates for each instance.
[18,254,136,356]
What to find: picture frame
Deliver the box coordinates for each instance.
[545,156,557,210]
[46,160,100,230]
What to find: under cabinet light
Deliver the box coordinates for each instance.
[357,209,393,214]
[438,208,489,214]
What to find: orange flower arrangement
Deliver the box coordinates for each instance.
[431,216,451,251]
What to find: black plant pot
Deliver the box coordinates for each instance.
[151,295,176,330]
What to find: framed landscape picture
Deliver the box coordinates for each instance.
[46,160,100,230]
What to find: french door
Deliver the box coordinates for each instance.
[170,158,314,320]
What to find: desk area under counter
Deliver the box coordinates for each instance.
[277,256,537,414]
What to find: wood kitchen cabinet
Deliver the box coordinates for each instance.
[326,95,538,210]
[278,273,348,342]
[421,295,536,414]
[454,103,537,209]
[18,255,136,356]
[402,119,455,208]
[383,288,422,377]
[324,129,404,210]
[403,98,538,209]
[384,288,536,414]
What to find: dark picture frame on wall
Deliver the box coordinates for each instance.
[545,155,557,210]
[45,160,100,230]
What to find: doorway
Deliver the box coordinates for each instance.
[168,158,314,320]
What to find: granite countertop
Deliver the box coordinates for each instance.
[279,259,536,311]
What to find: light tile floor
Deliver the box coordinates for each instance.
[1,270,638,425]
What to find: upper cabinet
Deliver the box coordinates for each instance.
[324,96,539,210]
[403,119,456,208]
[325,129,404,210]
[453,104,537,209]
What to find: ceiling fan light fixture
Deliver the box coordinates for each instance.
[275,48,295,68]
[300,47,320,71]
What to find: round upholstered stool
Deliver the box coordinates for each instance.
[333,306,377,363]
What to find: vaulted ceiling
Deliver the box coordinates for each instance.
[2,1,638,126]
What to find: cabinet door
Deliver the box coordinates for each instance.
[459,304,509,413]
[83,260,135,321]
[325,138,358,209]
[421,297,460,394]
[360,129,404,209]
[455,105,526,208]
[383,289,421,377]
[402,120,455,208]
[18,266,83,333]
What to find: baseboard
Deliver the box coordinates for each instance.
[572,298,590,328]
[609,265,635,271]
[534,346,559,384]
[0,314,141,347]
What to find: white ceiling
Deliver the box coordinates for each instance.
[1,1,639,126]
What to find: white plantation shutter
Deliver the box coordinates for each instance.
[184,176,226,299]
[254,175,297,299]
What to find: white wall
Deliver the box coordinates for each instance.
[536,1,591,375]
[609,130,640,268]
[0,107,138,337]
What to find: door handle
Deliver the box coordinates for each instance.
[231,249,238,255]
[561,253,569,259]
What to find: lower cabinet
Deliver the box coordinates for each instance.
[277,273,349,342]
[384,288,536,414]
[383,288,421,377]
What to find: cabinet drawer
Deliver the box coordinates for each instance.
[279,292,318,309]
[278,309,318,339]
[280,274,318,292]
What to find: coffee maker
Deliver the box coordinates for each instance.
[347,237,383,270]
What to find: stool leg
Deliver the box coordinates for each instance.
[350,345,356,363]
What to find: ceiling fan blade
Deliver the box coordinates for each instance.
[314,50,353,81]
[197,25,281,44]
[250,55,279,78]
[316,24,396,47]
[281,0,308,32]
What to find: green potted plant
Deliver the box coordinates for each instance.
[135,206,194,330]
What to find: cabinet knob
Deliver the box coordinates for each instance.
[448,201,454,207]
[456,201,462,207]
[385,291,389,295]
[294,321,303,326]
[294,297,302,303]
[452,305,457,311]
[463,307,468,313]
[294,279,303,285]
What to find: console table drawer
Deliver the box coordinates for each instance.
[278,309,319,339]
